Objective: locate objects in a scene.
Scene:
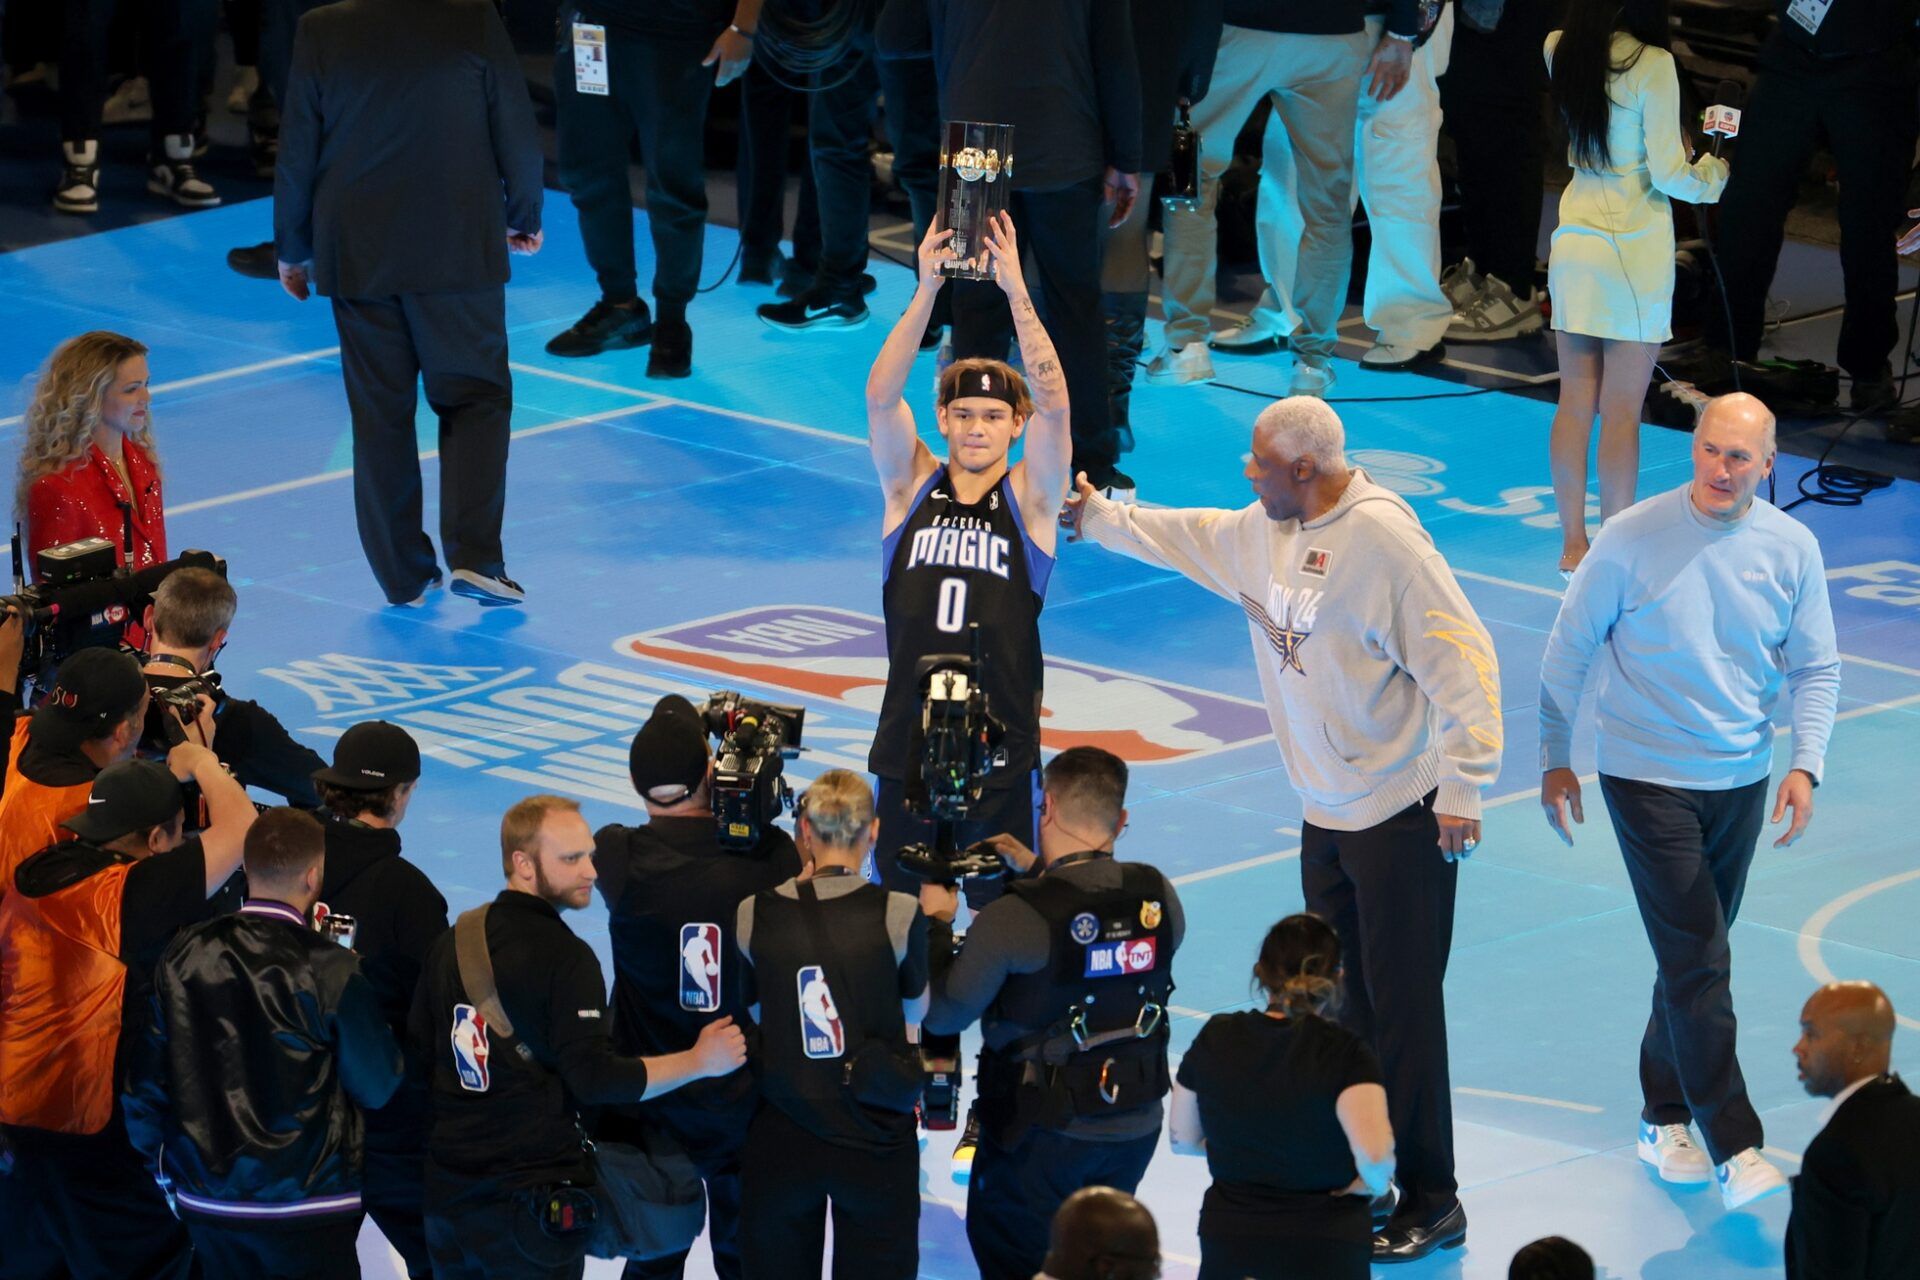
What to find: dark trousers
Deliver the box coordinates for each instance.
[737,61,818,270]
[949,178,1119,484]
[1600,774,1769,1165]
[258,0,327,109]
[364,1145,433,1280]
[616,1099,748,1280]
[1436,0,1560,287]
[807,30,940,301]
[424,1180,587,1280]
[1713,42,1920,379]
[555,25,713,309]
[1300,792,1458,1227]
[60,0,216,146]
[737,1104,918,1280]
[330,287,512,602]
[1197,1231,1370,1280]
[186,1214,363,1280]
[0,1121,192,1280]
[871,771,1038,911]
[965,1127,1159,1280]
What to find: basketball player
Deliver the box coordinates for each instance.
[864,213,1074,910]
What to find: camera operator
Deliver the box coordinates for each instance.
[142,564,329,809]
[591,694,800,1280]
[735,770,928,1280]
[0,746,256,1279]
[0,645,163,900]
[125,808,403,1280]
[919,746,1183,1280]
[310,721,448,1280]
[412,794,748,1280]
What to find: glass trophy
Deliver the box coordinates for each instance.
[935,121,1014,281]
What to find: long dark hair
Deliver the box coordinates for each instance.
[1550,0,1673,172]
[1252,913,1342,1020]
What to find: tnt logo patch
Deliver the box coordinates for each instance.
[797,965,845,1059]
[680,923,723,1012]
[1084,937,1158,978]
[450,1004,490,1093]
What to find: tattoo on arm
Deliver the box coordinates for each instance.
[1015,296,1038,320]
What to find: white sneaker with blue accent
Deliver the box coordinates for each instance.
[1716,1147,1788,1210]
[1636,1121,1713,1184]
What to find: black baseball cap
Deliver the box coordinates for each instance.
[65,759,184,843]
[628,695,710,801]
[30,648,149,749]
[312,721,422,790]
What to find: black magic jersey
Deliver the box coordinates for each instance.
[870,470,1054,785]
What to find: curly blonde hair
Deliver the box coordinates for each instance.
[17,331,159,520]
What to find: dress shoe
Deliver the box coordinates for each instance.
[227,241,279,280]
[647,318,693,378]
[1361,339,1444,370]
[1373,1201,1466,1263]
[545,299,652,358]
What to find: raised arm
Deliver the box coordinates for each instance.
[1641,50,1728,205]
[981,214,1072,548]
[867,223,950,529]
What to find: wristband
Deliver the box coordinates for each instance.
[1386,30,1415,43]
[729,22,754,38]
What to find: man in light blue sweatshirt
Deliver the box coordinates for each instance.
[1538,392,1840,1214]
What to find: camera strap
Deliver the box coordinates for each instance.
[453,905,535,1064]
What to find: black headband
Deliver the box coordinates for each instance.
[941,365,1019,408]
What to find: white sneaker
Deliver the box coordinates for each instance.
[1360,340,1444,370]
[1716,1148,1788,1211]
[1288,358,1335,398]
[1439,258,1484,312]
[1144,342,1215,386]
[1445,272,1544,343]
[147,135,220,208]
[1208,316,1287,355]
[1636,1121,1713,1184]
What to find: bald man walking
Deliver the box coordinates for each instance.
[1788,982,1920,1279]
[1540,393,1842,1211]
[1066,397,1503,1261]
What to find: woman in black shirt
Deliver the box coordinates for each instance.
[1170,913,1395,1279]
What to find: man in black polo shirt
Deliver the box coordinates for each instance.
[312,720,448,1280]
[413,794,748,1280]
[0,747,256,1280]
[592,695,799,1280]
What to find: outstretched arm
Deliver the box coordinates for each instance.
[984,215,1072,546]
[867,222,950,528]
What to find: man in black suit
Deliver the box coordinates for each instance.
[1787,980,1920,1278]
[274,0,544,610]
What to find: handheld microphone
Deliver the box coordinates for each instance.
[1704,79,1744,156]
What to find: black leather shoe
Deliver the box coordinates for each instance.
[226,242,279,280]
[1373,1202,1466,1264]
[545,299,652,358]
[647,318,692,378]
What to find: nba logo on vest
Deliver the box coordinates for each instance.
[680,923,723,1012]
[450,1004,490,1092]
[797,965,845,1059]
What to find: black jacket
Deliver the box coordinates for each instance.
[146,667,328,808]
[125,899,403,1222]
[274,0,544,297]
[1786,1074,1920,1280]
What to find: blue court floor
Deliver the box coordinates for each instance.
[2,200,1915,1280]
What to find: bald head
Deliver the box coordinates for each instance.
[1042,1187,1159,1280]
[1793,981,1896,1098]
[1700,392,1777,457]
[1690,392,1777,524]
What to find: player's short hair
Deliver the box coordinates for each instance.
[937,358,1034,420]
[500,794,582,876]
[799,769,875,848]
[317,779,408,823]
[151,567,237,649]
[1254,397,1347,471]
[243,807,325,888]
[1043,747,1129,835]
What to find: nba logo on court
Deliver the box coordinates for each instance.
[450,1004,490,1092]
[680,923,724,1012]
[797,965,845,1059]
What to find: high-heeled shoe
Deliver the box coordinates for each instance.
[1558,550,1586,581]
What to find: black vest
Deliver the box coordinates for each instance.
[748,880,915,1150]
[977,858,1175,1138]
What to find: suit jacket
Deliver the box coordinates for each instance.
[1786,1074,1920,1280]
[273,0,543,298]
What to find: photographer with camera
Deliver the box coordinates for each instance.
[0,744,256,1279]
[413,794,748,1280]
[309,721,448,1280]
[141,564,330,809]
[918,746,1183,1280]
[735,769,928,1280]
[590,694,800,1280]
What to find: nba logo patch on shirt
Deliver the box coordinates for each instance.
[680,923,723,1012]
[1069,912,1100,945]
[450,1004,490,1093]
[797,965,845,1059]
[1301,547,1333,577]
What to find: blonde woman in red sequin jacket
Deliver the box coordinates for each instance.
[17,331,168,578]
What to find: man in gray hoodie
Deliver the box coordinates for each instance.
[1064,396,1502,1263]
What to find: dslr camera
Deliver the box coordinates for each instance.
[896,624,1010,884]
[697,691,806,850]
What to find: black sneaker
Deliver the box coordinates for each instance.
[449,569,524,607]
[227,242,279,280]
[758,292,869,331]
[1849,366,1897,414]
[54,141,101,215]
[647,318,692,379]
[147,134,220,208]
[545,299,653,358]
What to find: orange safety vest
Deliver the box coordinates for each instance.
[0,720,93,900]
[0,857,134,1134]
